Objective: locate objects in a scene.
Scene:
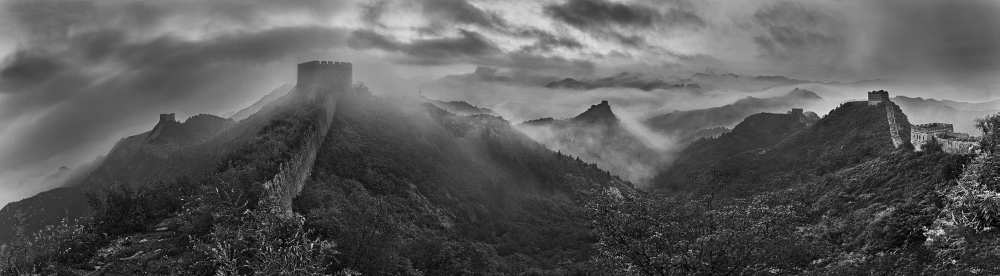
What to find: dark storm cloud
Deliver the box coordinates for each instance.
[521,32,584,52]
[348,29,501,64]
[0,25,349,169]
[0,51,67,93]
[545,0,660,28]
[752,2,844,58]
[357,0,580,53]
[5,0,349,42]
[750,2,848,75]
[347,28,592,74]
[418,0,582,53]
[422,0,507,30]
[870,0,1000,75]
[543,0,704,47]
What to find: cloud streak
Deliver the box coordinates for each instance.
[544,0,704,47]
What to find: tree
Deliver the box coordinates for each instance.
[977,113,1000,154]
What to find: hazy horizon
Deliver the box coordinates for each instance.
[1,0,999,207]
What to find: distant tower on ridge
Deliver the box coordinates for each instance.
[867,90,890,106]
[296,61,352,99]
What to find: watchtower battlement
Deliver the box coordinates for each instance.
[913,123,954,135]
[296,60,352,95]
[911,122,978,154]
[868,90,890,106]
[158,113,177,124]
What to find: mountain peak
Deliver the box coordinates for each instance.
[787,88,821,99]
[573,100,618,124]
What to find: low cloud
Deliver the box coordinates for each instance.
[544,0,704,47]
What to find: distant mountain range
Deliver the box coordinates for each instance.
[434,66,852,93]
[426,99,497,116]
[544,72,702,91]
[893,96,1000,134]
[645,88,822,144]
[520,100,667,184]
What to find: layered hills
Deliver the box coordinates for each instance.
[645,88,822,144]
[655,99,909,195]
[0,62,635,275]
[894,95,1000,133]
[5,56,999,273]
[519,100,667,184]
[0,113,235,245]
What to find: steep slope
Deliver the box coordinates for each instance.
[655,100,910,196]
[655,109,817,194]
[294,93,633,274]
[645,88,822,144]
[81,114,235,189]
[1,67,635,274]
[519,101,666,184]
[0,114,235,245]
[228,84,293,121]
[585,94,975,274]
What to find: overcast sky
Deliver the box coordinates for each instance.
[1,0,999,205]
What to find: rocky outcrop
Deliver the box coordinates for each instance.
[572,100,618,124]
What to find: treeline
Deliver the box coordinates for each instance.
[591,113,1000,274]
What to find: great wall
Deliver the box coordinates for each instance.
[867,90,910,148]
[911,123,979,154]
[256,84,983,215]
[146,72,981,215]
[262,60,353,216]
[865,90,977,154]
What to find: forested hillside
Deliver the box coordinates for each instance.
[590,101,999,274]
[0,88,635,275]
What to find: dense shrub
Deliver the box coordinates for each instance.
[196,209,339,275]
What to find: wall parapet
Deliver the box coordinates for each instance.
[261,61,351,216]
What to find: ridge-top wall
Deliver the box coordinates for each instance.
[297,61,352,94]
[262,61,352,215]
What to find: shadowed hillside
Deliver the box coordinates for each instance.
[520,101,667,184]
[0,62,635,275]
[655,99,909,196]
[645,88,822,144]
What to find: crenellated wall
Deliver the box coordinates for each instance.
[882,102,910,148]
[296,61,352,100]
[911,131,978,154]
[261,61,351,216]
[260,102,334,216]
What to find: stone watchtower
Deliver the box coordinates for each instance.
[868,90,890,106]
[296,61,352,99]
